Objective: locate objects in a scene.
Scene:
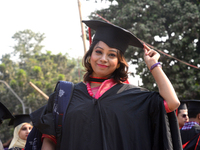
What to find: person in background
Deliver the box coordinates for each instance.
[176,101,189,129]
[180,100,200,150]
[31,20,181,150]
[8,115,32,150]
[0,102,14,150]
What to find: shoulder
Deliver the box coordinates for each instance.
[115,83,162,101]
[120,83,149,92]
[74,82,85,87]
[74,82,87,91]
[193,124,200,132]
[115,83,151,95]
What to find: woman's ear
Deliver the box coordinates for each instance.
[117,63,120,69]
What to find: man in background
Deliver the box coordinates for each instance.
[180,100,200,150]
[176,102,189,129]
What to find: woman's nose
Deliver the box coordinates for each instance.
[100,54,107,62]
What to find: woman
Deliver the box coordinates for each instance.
[8,114,32,150]
[31,20,182,150]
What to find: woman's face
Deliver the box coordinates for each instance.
[91,41,119,78]
[18,123,32,140]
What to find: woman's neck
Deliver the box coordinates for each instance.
[88,76,109,88]
[90,82,101,88]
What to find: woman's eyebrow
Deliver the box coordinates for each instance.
[109,49,117,53]
[94,46,103,50]
[94,46,117,53]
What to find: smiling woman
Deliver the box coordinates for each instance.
[30,19,181,150]
[90,42,120,78]
[91,43,118,77]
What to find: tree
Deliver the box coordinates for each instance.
[12,29,45,61]
[0,30,84,142]
[88,0,200,99]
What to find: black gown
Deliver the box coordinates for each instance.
[31,82,182,150]
[180,124,200,150]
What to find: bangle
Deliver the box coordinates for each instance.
[150,62,162,72]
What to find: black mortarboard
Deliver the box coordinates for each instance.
[0,102,14,122]
[181,99,200,111]
[8,114,31,128]
[82,20,144,54]
[178,101,187,110]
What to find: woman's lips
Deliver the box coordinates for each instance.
[97,64,108,68]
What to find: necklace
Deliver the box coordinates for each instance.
[86,82,95,98]
[89,76,108,83]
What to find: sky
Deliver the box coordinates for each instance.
[0,0,111,58]
[0,0,142,85]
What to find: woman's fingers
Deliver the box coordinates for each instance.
[143,44,151,51]
[144,46,155,57]
[148,50,157,57]
[143,44,159,57]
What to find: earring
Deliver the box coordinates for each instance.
[117,63,120,69]
[88,57,91,64]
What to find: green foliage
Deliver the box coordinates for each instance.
[89,0,200,99]
[12,29,45,60]
[0,63,5,71]
[58,74,65,80]
[0,29,84,142]
[10,79,17,88]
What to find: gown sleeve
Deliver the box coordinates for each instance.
[149,92,182,150]
[30,92,56,136]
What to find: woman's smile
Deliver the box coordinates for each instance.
[97,63,108,68]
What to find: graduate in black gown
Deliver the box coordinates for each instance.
[0,102,14,150]
[8,115,32,150]
[30,20,182,150]
[180,100,200,150]
[176,102,189,129]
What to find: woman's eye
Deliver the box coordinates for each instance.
[109,53,117,57]
[95,50,102,54]
[22,128,27,130]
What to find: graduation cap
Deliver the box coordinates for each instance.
[8,114,31,128]
[0,102,14,122]
[181,99,200,111]
[82,20,144,54]
[176,101,188,116]
[178,102,187,110]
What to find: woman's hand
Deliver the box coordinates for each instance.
[143,44,160,70]
[143,43,180,111]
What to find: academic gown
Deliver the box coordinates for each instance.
[180,125,200,150]
[31,82,182,150]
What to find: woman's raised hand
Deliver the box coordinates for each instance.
[143,44,160,70]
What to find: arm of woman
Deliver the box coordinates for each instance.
[143,44,180,111]
[41,138,56,150]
